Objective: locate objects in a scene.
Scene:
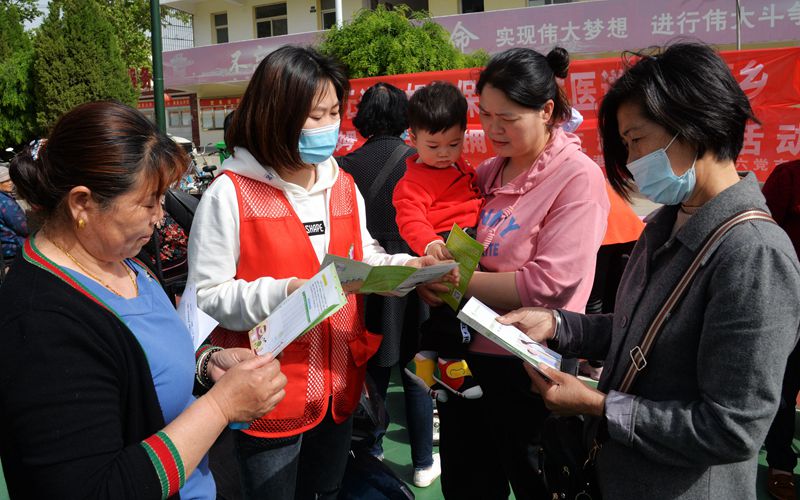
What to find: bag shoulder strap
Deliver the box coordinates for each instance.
[366,143,411,206]
[617,209,775,393]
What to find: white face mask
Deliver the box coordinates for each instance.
[626,133,697,205]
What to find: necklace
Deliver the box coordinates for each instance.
[49,238,138,297]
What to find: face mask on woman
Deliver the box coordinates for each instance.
[298,121,340,164]
[627,133,697,205]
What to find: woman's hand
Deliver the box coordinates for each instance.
[287,279,308,295]
[408,255,460,306]
[205,354,287,423]
[408,255,460,283]
[525,364,606,417]
[207,347,255,383]
[497,307,556,343]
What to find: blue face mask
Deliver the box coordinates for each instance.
[298,121,340,164]
[627,133,697,205]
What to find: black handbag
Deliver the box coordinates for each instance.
[538,209,774,500]
[539,413,602,499]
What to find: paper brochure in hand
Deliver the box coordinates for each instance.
[320,254,457,295]
[457,297,562,376]
[440,224,483,311]
[248,264,346,356]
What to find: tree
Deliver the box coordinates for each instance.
[0,4,36,146]
[319,5,489,79]
[101,0,152,73]
[98,1,192,80]
[33,0,136,130]
[0,0,40,24]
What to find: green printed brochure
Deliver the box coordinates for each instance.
[248,263,347,356]
[439,224,484,311]
[320,254,457,295]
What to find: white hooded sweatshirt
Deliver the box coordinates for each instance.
[188,148,413,331]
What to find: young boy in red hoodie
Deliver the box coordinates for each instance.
[393,81,484,401]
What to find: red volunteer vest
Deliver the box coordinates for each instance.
[210,170,382,438]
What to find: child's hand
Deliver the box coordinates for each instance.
[425,241,452,260]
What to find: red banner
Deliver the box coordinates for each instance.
[199,97,242,108]
[334,47,800,181]
[137,98,191,109]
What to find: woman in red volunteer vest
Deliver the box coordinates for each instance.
[187,46,440,499]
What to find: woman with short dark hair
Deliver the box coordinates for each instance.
[500,42,800,499]
[0,101,287,499]
[188,47,440,499]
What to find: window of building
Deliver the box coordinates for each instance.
[255,3,288,38]
[168,110,193,128]
[460,0,483,13]
[212,12,228,44]
[201,107,235,130]
[320,0,336,29]
[527,0,572,5]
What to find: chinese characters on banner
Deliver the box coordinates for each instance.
[437,0,800,55]
[334,47,800,182]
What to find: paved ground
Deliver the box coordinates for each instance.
[379,370,798,500]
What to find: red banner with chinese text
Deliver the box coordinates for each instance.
[334,46,800,181]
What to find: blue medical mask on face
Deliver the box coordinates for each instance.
[298,121,340,164]
[400,130,410,141]
[627,133,697,205]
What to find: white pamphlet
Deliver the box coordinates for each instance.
[457,297,562,376]
[248,264,347,356]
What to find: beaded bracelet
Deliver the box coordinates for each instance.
[196,347,223,389]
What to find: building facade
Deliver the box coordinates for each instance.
[146,0,800,149]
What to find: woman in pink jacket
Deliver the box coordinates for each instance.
[429,47,610,498]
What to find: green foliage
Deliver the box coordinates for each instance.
[319,5,486,78]
[0,4,36,145]
[0,0,40,23]
[96,1,189,74]
[462,49,490,68]
[33,0,137,130]
[0,3,31,59]
[101,0,152,72]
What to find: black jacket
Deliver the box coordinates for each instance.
[0,245,176,499]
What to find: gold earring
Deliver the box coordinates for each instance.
[77,219,86,230]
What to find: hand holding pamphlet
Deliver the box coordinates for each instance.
[248,263,347,356]
[320,254,457,296]
[439,224,483,310]
[457,297,562,378]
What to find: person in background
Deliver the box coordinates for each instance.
[500,42,800,500]
[419,46,609,498]
[0,165,28,264]
[394,81,484,403]
[188,46,446,499]
[761,159,800,500]
[337,82,440,488]
[0,100,287,499]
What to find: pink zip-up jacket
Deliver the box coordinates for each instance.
[471,127,610,354]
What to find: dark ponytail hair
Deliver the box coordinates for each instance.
[10,100,188,222]
[477,47,572,128]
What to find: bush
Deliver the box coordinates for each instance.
[319,5,487,78]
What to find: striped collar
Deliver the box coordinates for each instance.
[22,234,155,318]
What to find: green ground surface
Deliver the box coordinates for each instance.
[0,372,796,499]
